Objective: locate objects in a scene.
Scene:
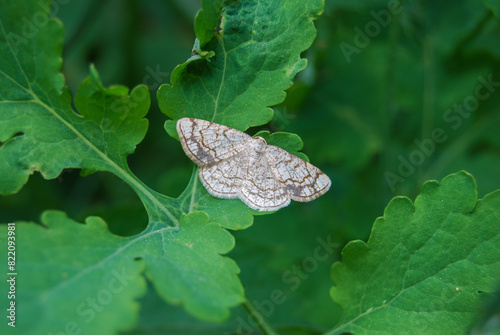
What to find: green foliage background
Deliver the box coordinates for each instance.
[0,0,499,334]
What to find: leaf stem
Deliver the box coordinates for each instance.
[34,97,180,227]
[114,168,180,227]
[242,297,279,335]
[212,34,227,122]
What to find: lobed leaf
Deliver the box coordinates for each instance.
[0,3,150,194]
[0,210,244,334]
[159,0,324,135]
[328,171,500,334]
[144,212,244,321]
[0,211,146,335]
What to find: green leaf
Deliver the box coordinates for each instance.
[1,211,146,335]
[144,211,244,321]
[158,0,325,135]
[0,8,150,194]
[327,171,500,334]
[0,210,243,334]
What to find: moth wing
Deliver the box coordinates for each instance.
[176,118,252,166]
[265,145,331,202]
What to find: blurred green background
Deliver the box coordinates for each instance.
[1,0,499,333]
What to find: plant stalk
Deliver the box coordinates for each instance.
[242,297,279,335]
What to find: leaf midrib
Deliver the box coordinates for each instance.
[31,94,180,226]
[211,36,227,122]
[39,225,179,301]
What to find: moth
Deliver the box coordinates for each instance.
[177,118,331,211]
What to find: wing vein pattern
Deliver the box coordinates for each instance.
[177,118,331,211]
